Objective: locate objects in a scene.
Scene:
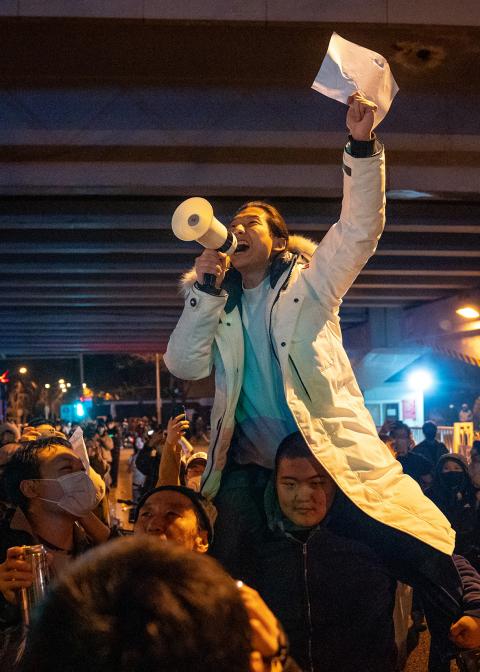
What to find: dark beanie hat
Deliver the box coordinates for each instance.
[134,485,214,543]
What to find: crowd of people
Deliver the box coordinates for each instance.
[0,416,293,672]
[1,415,480,671]
[385,421,480,573]
[2,93,480,672]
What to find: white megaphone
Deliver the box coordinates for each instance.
[172,197,237,287]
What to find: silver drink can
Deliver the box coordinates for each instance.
[19,544,50,626]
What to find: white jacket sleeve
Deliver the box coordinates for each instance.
[163,284,227,380]
[303,146,385,309]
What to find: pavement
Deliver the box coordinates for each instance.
[405,632,430,671]
[405,631,459,671]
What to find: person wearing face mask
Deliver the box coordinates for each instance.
[19,422,111,533]
[426,454,480,571]
[0,435,106,648]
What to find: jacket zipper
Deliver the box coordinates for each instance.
[201,412,224,490]
[268,255,297,366]
[303,543,315,672]
[288,355,312,403]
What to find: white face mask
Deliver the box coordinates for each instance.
[87,465,106,504]
[39,471,98,518]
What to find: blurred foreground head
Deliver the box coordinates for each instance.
[20,536,252,672]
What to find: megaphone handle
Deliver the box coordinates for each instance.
[201,273,217,288]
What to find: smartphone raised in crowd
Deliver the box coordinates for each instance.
[172,403,186,418]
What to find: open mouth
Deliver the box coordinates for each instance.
[234,242,250,254]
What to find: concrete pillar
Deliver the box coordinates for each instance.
[368,307,403,348]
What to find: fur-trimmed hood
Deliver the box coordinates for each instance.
[179,234,318,299]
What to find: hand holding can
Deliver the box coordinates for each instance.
[18,545,50,625]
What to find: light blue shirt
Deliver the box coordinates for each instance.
[232,277,297,469]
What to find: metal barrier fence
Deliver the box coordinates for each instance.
[402,426,472,454]
[417,426,455,452]
[437,426,455,452]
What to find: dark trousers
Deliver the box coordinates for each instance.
[328,493,462,672]
[211,461,271,579]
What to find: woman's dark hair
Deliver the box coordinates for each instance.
[20,537,252,672]
[3,436,72,510]
[235,201,289,243]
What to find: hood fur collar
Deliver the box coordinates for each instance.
[179,234,317,303]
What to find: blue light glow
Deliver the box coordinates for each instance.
[408,369,433,391]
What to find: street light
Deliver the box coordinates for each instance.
[66,382,71,388]
[456,306,480,319]
[19,366,28,374]
[408,369,434,391]
[58,378,65,384]
[44,383,50,389]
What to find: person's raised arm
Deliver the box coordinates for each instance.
[157,414,190,487]
[302,92,385,310]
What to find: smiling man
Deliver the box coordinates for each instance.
[275,445,336,529]
[133,485,212,553]
[164,92,456,580]
[238,432,480,672]
[132,487,295,672]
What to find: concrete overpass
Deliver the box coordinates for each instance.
[0,1,478,360]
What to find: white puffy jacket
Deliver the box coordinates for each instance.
[164,146,455,555]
